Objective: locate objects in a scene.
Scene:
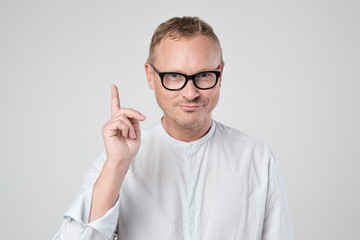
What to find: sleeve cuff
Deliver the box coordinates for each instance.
[64,188,120,240]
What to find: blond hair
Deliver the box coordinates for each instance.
[146,16,223,64]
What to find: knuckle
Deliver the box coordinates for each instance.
[102,122,109,131]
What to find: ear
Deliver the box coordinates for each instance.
[144,63,155,90]
[218,62,225,87]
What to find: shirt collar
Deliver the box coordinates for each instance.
[156,120,217,148]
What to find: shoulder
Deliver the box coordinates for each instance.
[213,120,265,144]
[213,120,271,156]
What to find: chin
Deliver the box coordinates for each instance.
[176,115,207,129]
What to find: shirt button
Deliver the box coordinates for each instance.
[187,143,192,148]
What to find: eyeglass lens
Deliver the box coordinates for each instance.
[163,72,217,90]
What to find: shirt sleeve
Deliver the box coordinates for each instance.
[261,151,294,240]
[53,151,120,240]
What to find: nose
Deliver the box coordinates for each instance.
[182,79,200,100]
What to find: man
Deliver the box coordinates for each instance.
[54,16,293,240]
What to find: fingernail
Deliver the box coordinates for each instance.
[132,130,136,138]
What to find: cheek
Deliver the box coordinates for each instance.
[154,90,164,109]
[206,89,220,107]
[154,88,174,110]
[210,95,220,111]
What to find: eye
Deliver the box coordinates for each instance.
[199,73,209,78]
[197,72,215,80]
[170,73,180,78]
[166,73,183,80]
[164,73,184,82]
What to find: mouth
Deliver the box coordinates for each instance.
[178,103,204,111]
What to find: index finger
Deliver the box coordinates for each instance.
[111,84,121,116]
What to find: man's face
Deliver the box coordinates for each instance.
[145,35,224,132]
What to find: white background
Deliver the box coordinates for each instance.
[1,0,359,239]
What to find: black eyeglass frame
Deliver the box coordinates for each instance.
[150,64,221,91]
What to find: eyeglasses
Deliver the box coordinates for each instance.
[150,64,221,91]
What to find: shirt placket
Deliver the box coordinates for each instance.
[185,143,196,240]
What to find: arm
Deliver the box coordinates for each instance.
[54,85,146,240]
[90,85,146,222]
[54,151,119,240]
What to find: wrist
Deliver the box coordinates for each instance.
[104,158,130,175]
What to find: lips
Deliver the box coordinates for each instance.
[178,103,203,111]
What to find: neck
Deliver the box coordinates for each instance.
[161,117,213,142]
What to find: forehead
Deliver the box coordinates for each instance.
[153,35,220,72]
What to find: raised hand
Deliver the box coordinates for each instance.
[102,84,146,166]
[89,85,146,222]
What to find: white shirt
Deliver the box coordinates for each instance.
[54,121,293,240]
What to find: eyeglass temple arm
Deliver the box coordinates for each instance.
[150,64,160,74]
